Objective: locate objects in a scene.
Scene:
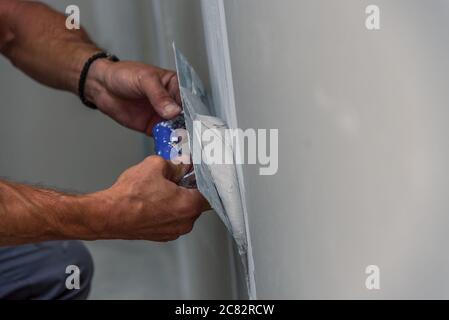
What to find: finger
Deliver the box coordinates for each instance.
[163,161,193,183]
[139,74,181,119]
[167,75,182,106]
[178,188,212,213]
[144,156,191,182]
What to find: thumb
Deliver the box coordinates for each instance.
[163,161,193,184]
[178,188,213,213]
[140,74,181,119]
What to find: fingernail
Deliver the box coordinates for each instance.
[164,104,182,118]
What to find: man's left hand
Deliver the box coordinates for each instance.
[85,59,182,135]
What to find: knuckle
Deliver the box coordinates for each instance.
[177,200,197,218]
[137,69,157,82]
[163,72,178,84]
[145,156,167,171]
[174,191,198,213]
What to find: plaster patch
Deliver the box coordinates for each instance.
[174,46,255,299]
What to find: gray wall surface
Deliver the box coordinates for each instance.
[224,0,449,299]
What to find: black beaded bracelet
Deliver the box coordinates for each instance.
[78,52,119,110]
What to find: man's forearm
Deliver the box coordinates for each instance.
[0,180,106,246]
[0,0,102,95]
[0,0,184,131]
[0,158,208,246]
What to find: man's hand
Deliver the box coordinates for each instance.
[91,157,209,242]
[0,157,210,245]
[1,1,182,135]
[85,60,182,135]
[0,1,210,246]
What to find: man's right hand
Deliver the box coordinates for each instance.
[0,156,209,246]
[89,156,209,242]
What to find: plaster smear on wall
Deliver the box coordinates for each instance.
[174,46,255,299]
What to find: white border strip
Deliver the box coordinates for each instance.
[201,0,257,300]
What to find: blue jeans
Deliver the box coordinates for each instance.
[0,241,94,300]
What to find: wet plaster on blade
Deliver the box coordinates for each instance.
[174,46,255,299]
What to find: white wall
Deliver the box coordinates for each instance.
[223,0,449,299]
